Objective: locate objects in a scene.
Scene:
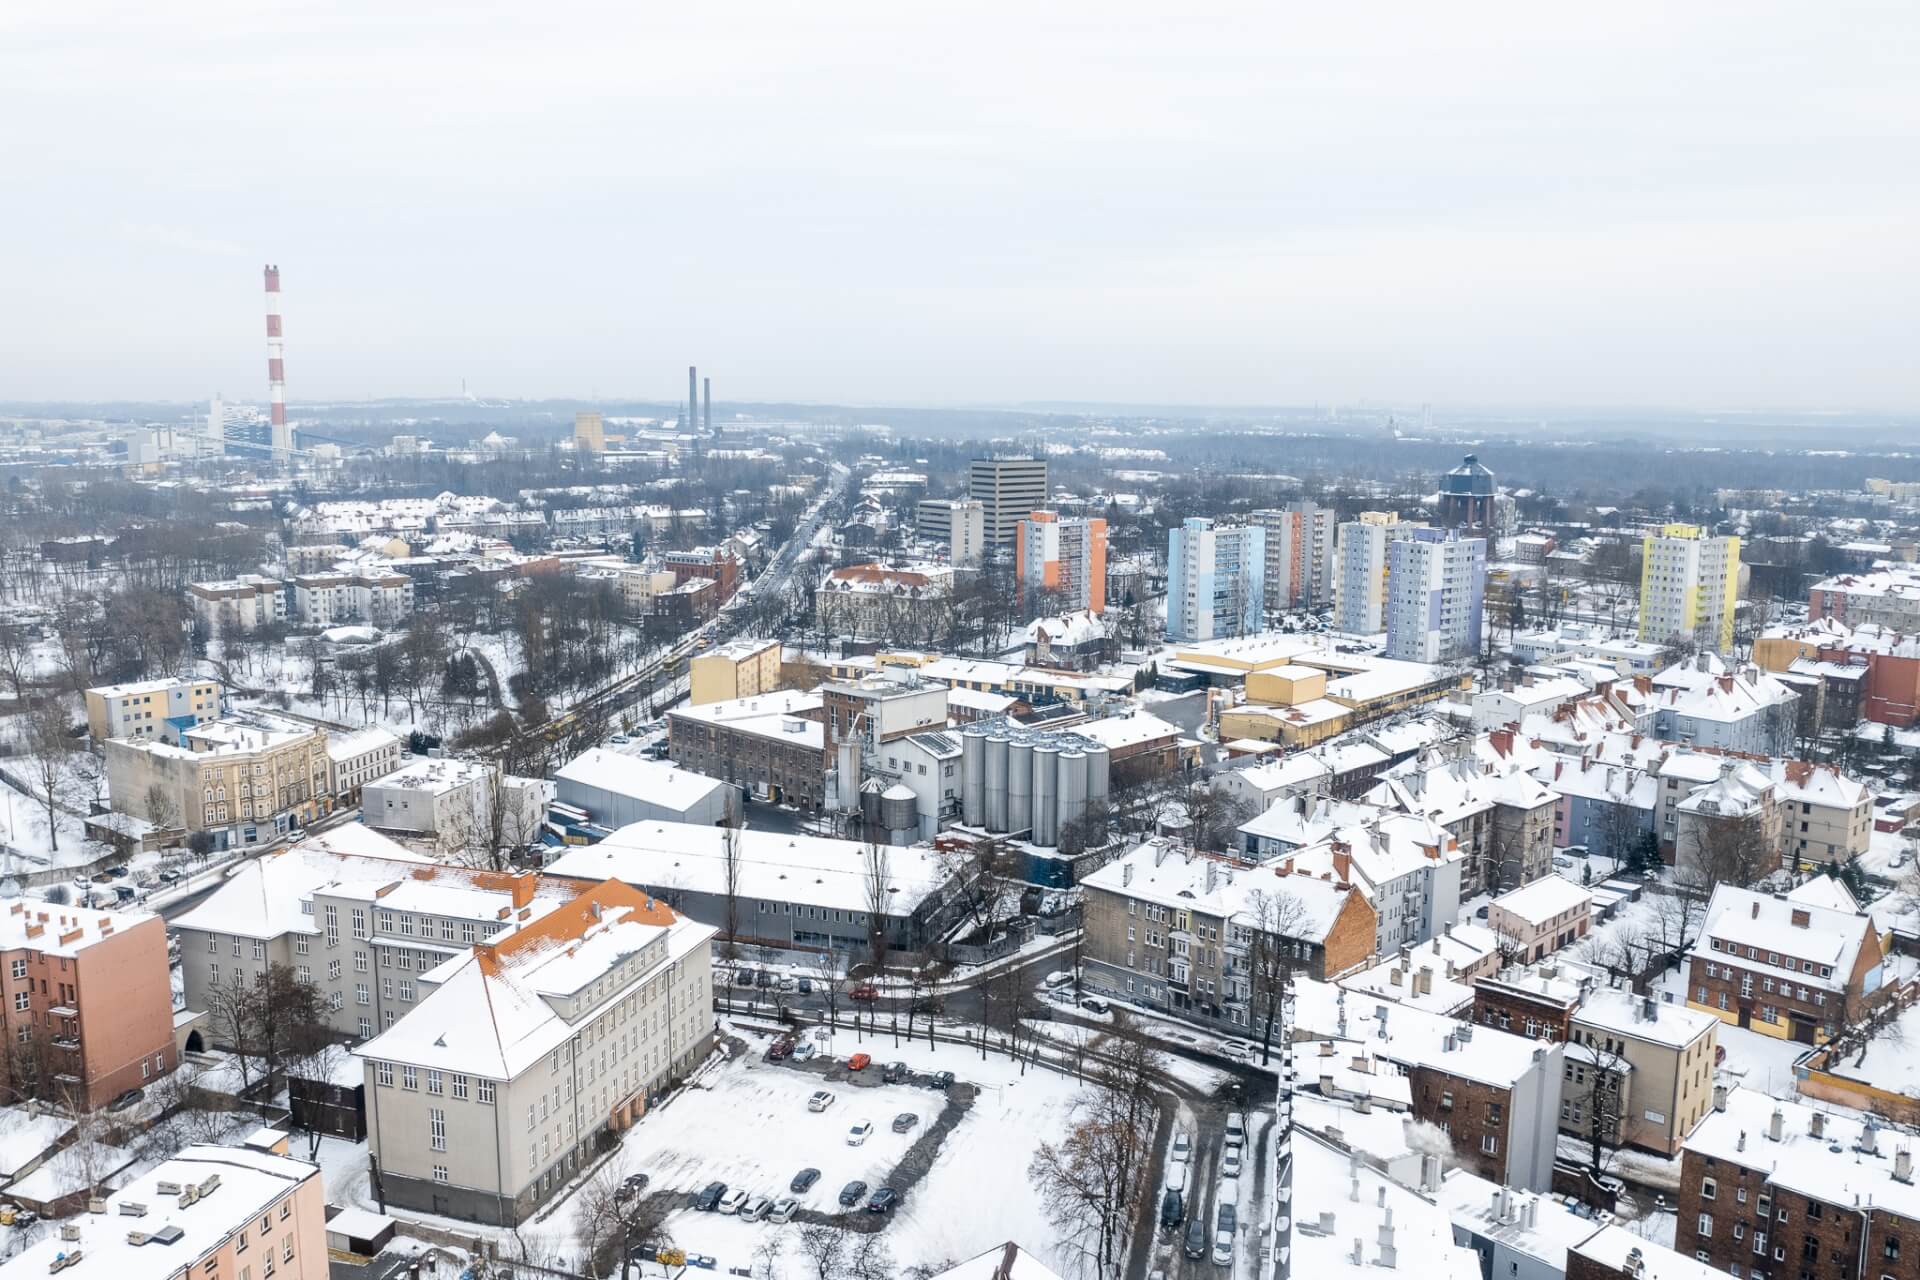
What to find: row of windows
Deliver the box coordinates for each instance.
[373,1061,495,1102]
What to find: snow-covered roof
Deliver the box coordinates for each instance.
[1080,841,1364,944]
[1689,884,1875,993]
[933,1242,1068,1280]
[1573,1226,1722,1280]
[1786,875,1861,914]
[1291,1126,1484,1280]
[1436,1166,1611,1270]
[1074,710,1179,752]
[0,1105,74,1179]
[87,676,207,699]
[556,748,730,810]
[1686,1087,1920,1220]
[547,820,954,916]
[7,1144,317,1280]
[1022,610,1107,648]
[1571,986,1717,1050]
[326,727,399,762]
[1229,753,1334,795]
[1293,974,1555,1089]
[357,879,710,1079]
[1239,795,1378,850]
[1489,877,1593,927]
[365,756,491,795]
[1774,761,1870,811]
[0,899,158,957]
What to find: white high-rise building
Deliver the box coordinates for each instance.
[1332,513,1413,635]
[1252,501,1334,612]
[1384,528,1487,663]
[1167,517,1265,641]
[916,497,987,567]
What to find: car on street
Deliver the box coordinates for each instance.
[850,983,879,1002]
[157,869,182,884]
[766,1037,794,1061]
[1221,1146,1243,1179]
[808,1090,836,1112]
[1225,1112,1246,1146]
[693,1181,727,1211]
[797,977,812,995]
[105,865,129,878]
[928,1070,955,1091]
[1212,1230,1233,1266]
[755,970,775,989]
[617,1173,649,1201]
[1163,1162,1188,1197]
[882,1061,909,1083]
[1159,1189,1184,1229]
[1217,1201,1237,1234]
[733,970,754,987]
[866,1187,900,1214]
[793,1041,817,1062]
[847,1052,871,1071]
[740,1195,772,1222]
[847,1118,874,1145]
[1184,1218,1209,1259]
[838,1180,869,1207]
[1171,1130,1191,1163]
[107,1088,144,1112]
[717,1188,749,1215]
[891,1112,918,1133]
[1219,1039,1255,1061]
[790,1168,821,1193]
[768,1198,798,1224]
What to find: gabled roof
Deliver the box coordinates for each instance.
[1689,884,1876,992]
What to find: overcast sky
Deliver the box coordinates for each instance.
[4,2,1916,411]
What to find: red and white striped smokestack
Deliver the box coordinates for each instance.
[264,264,290,462]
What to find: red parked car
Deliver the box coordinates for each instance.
[766,1037,794,1062]
[847,1053,872,1071]
[849,984,879,1002]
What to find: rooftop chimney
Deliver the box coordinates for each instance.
[1768,1108,1784,1142]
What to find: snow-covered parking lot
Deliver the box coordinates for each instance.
[624,1025,1083,1276]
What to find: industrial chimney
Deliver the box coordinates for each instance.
[688,365,698,433]
[264,265,290,463]
[703,375,711,434]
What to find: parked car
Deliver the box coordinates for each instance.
[850,983,879,1002]
[767,1197,798,1224]
[808,1090,836,1112]
[1219,1039,1255,1062]
[1212,1230,1234,1266]
[790,1168,821,1194]
[1163,1162,1189,1197]
[882,1061,910,1083]
[778,975,797,992]
[796,977,812,995]
[694,1181,727,1211]
[1225,1112,1246,1147]
[891,1112,918,1134]
[740,1195,772,1222]
[847,1052,871,1071]
[105,865,129,878]
[717,1188,749,1215]
[1217,1201,1237,1234]
[1184,1218,1209,1260]
[1221,1146,1243,1179]
[793,1041,818,1062]
[157,869,182,884]
[1159,1188,1184,1229]
[866,1187,900,1214]
[755,970,775,989]
[766,1037,794,1061]
[928,1070,955,1091]
[838,1180,869,1207]
[686,1255,716,1271]
[107,1088,144,1112]
[734,969,754,987]
[1171,1130,1191,1164]
[1079,996,1110,1014]
[847,1119,874,1145]
[617,1173,650,1201]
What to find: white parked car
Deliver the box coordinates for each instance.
[1164,1161,1189,1197]
[808,1090,835,1112]
[717,1188,749,1215]
[1171,1130,1192,1163]
[1219,1039,1256,1062]
[768,1197,798,1224]
[847,1118,874,1146]
[1221,1146,1243,1180]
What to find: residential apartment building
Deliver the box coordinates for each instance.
[1367,749,1557,896]
[1674,1088,1920,1280]
[814,562,955,643]
[1166,517,1266,642]
[1562,987,1718,1157]
[1487,878,1593,962]
[1777,762,1873,866]
[1252,501,1335,611]
[1685,884,1883,1044]
[7,1139,328,1280]
[84,676,222,743]
[1016,511,1108,613]
[0,900,174,1110]
[968,456,1049,545]
[1652,663,1798,757]
[187,575,289,635]
[325,728,403,804]
[291,570,415,627]
[1078,841,1378,1030]
[1273,816,1466,955]
[1674,761,1785,882]
[573,409,605,453]
[170,826,589,1043]
[667,690,827,809]
[1639,524,1740,654]
[1333,513,1415,635]
[1808,565,1920,634]
[105,713,332,852]
[357,879,716,1224]
[1755,617,1920,727]
[690,637,783,705]
[916,497,987,567]
[613,565,675,616]
[1385,527,1487,664]
[361,757,500,843]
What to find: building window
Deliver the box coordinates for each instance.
[402,1065,418,1090]
[433,1164,449,1184]
[453,1074,469,1100]
[1701,1178,1717,1201]
[1480,1135,1498,1154]
[358,1017,373,1039]
[478,1079,495,1104]
[356,983,369,1005]
[376,1061,393,1087]
[429,1107,446,1151]
[427,1069,443,1095]
[1699,1214,1713,1238]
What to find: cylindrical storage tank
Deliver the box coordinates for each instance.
[1032,745,1060,847]
[859,777,885,828]
[985,734,1010,832]
[961,728,987,826]
[881,783,917,834]
[961,728,987,827]
[1084,743,1111,809]
[1008,738,1034,834]
[1059,750,1089,838]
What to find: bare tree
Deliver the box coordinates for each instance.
[145,781,182,833]
[1242,888,1310,1066]
[572,1158,675,1278]
[863,840,893,974]
[721,793,745,967]
[1184,781,1254,854]
[811,948,848,1031]
[1680,811,1777,890]
[1564,1029,1634,1180]
[21,696,79,853]
[796,1219,850,1280]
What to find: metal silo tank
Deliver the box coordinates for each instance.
[1008,737,1034,834]
[1083,743,1111,808]
[880,783,917,834]
[1032,745,1060,846]
[961,727,986,826]
[985,733,1010,832]
[1059,749,1089,836]
[859,776,886,828]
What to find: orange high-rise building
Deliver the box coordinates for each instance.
[1017,511,1107,613]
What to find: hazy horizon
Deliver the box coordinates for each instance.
[5,2,1917,412]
